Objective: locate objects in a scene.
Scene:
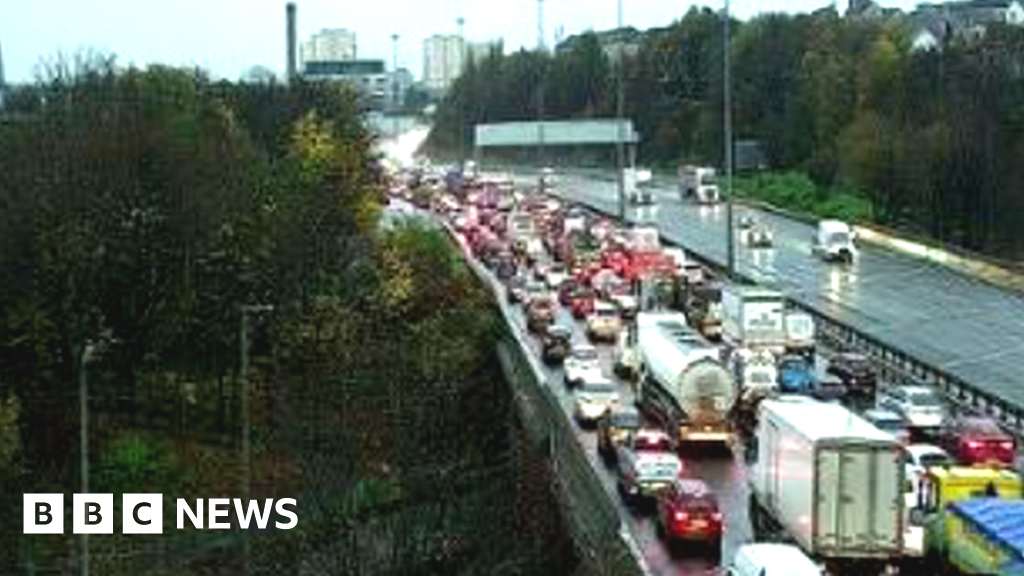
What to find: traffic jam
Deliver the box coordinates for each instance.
[387,166,1024,576]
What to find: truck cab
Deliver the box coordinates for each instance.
[679,165,720,204]
[625,167,654,205]
[813,220,857,263]
[917,467,1023,571]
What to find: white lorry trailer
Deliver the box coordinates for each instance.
[748,397,905,571]
[625,167,654,205]
[812,220,857,263]
[721,285,788,354]
[678,166,720,205]
[636,312,738,447]
[784,310,816,360]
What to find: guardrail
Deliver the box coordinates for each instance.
[439,220,651,576]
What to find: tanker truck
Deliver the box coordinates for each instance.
[635,311,738,449]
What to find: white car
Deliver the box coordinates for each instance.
[564,344,601,387]
[586,301,624,342]
[729,543,821,576]
[903,443,952,494]
[879,385,948,430]
[545,265,569,290]
[609,292,639,318]
[742,225,774,248]
[574,375,621,425]
[616,440,681,503]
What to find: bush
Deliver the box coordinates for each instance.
[734,171,873,223]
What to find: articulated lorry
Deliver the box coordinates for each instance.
[749,397,905,573]
[722,285,787,354]
[678,165,720,204]
[636,312,738,448]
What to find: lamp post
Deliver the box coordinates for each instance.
[457,16,466,171]
[724,0,736,278]
[240,304,273,576]
[536,0,547,192]
[615,0,627,220]
[391,33,400,138]
[79,342,95,576]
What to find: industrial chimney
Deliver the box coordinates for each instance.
[286,3,297,83]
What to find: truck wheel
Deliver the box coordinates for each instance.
[748,494,766,538]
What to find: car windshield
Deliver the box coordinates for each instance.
[612,412,641,428]
[581,381,616,394]
[918,453,951,467]
[873,418,904,431]
[909,391,942,406]
[828,231,851,245]
[638,459,679,481]
[573,348,598,361]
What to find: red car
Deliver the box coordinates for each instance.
[558,281,579,306]
[571,290,596,319]
[655,478,723,557]
[938,416,1017,467]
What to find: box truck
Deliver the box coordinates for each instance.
[748,397,905,571]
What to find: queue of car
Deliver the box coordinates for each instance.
[401,167,1023,575]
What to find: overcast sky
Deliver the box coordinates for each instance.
[1,0,919,84]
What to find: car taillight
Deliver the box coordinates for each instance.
[674,511,688,522]
[1001,442,1015,451]
[967,441,982,450]
[711,512,723,522]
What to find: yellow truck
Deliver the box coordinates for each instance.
[915,466,1023,574]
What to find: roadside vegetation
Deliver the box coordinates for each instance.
[0,54,567,575]
[427,8,1024,258]
[732,172,874,223]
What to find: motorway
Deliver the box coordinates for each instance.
[435,195,939,576]
[544,174,1024,418]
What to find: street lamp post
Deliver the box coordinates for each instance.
[240,304,273,576]
[79,342,95,576]
[724,0,736,278]
[391,33,400,139]
[457,17,466,171]
[615,0,627,220]
[536,0,547,193]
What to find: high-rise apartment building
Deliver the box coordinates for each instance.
[422,34,466,93]
[301,28,357,65]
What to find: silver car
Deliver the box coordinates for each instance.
[574,375,621,425]
[879,385,947,430]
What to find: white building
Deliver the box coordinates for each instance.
[301,28,357,65]
[422,34,466,93]
[303,60,387,110]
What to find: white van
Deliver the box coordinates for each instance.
[727,543,821,576]
[812,219,857,263]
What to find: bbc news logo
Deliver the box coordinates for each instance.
[24,494,298,534]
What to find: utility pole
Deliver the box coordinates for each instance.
[240,305,273,576]
[457,16,466,171]
[79,343,94,576]
[724,0,736,278]
[391,33,400,139]
[536,0,547,192]
[615,0,627,220]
